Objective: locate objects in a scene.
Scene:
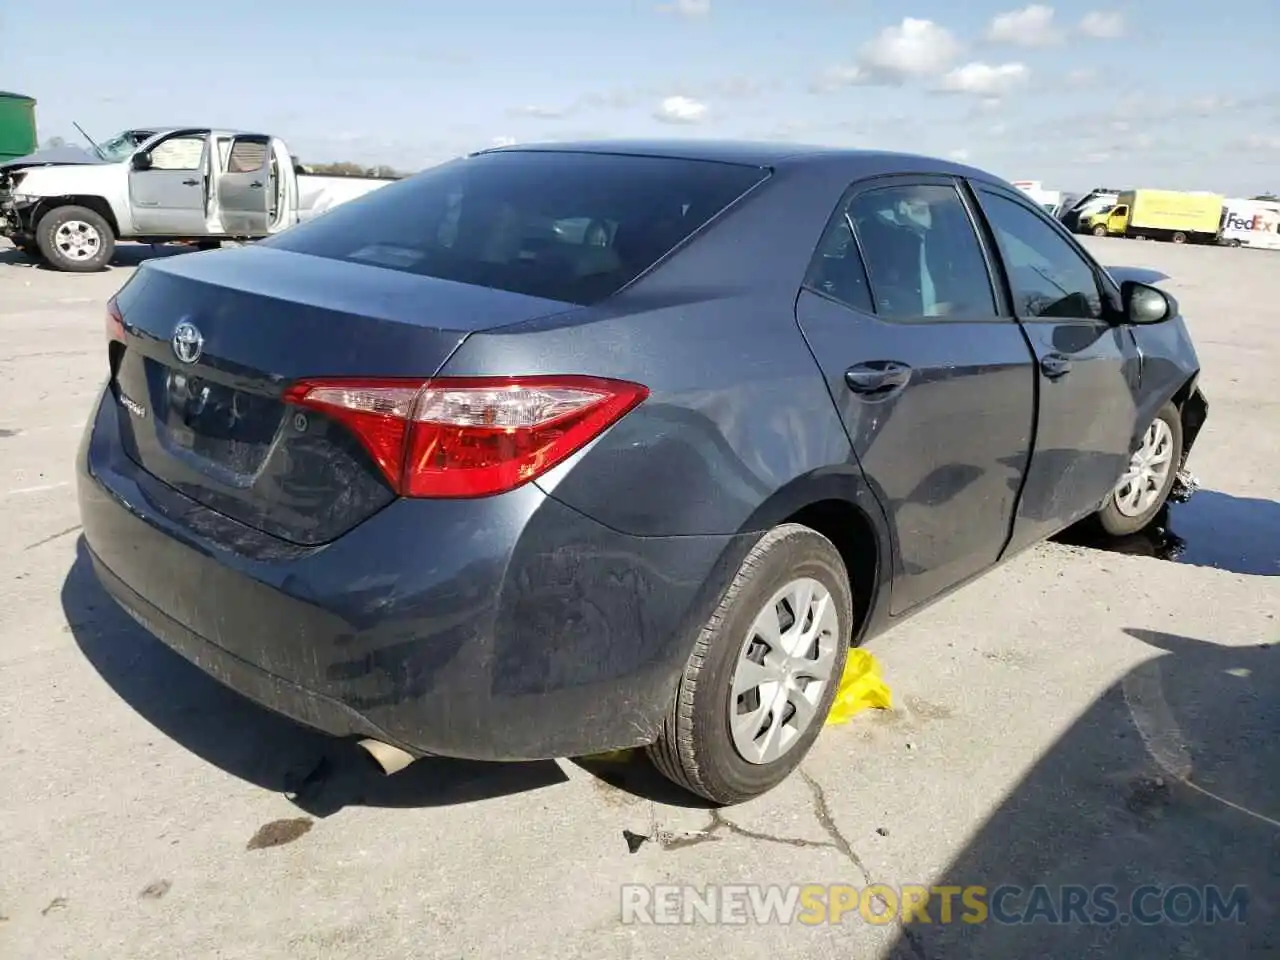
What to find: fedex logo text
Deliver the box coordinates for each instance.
[1225,211,1279,233]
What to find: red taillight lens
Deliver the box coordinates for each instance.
[105,297,126,344]
[284,375,650,498]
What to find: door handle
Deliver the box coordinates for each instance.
[844,361,913,397]
[1040,353,1072,379]
[182,178,200,186]
[249,181,263,189]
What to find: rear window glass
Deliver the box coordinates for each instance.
[264,150,769,305]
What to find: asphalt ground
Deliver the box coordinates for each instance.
[1,236,1276,959]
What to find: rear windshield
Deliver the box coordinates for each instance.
[265,150,770,305]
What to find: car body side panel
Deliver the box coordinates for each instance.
[1128,314,1203,440]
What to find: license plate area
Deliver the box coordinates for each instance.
[152,361,282,471]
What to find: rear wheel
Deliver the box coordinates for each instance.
[1172,231,1187,244]
[648,523,852,805]
[1096,403,1183,536]
[36,205,115,272]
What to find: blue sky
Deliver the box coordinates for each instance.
[5,0,1278,194]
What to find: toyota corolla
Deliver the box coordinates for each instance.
[76,140,1207,805]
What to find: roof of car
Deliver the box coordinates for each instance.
[474,138,993,178]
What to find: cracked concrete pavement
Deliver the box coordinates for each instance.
[1,238,1277,959]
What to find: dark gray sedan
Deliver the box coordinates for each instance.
[76,140,1207,804]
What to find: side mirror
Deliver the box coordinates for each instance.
[131,153,152,171]
[1121,280,1175,325]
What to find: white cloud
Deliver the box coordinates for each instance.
[1066,67,1100,87]
[508,104,571,119]
[809,64,872,93]
[938,62,1030,97]
[654,95,708,124]
[1079,11,1125,38]
[490,136,517,147]
[862,18,962,81]
[948,148,972,161]
[658,0,710,17]
[986,5,1061,46]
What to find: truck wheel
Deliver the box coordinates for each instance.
[1171,231,1187,244]
[36,205,115,272]
[1091,224,1107,236]
[647,524,852,806]
[1096,403,1183,537]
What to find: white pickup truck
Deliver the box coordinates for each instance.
[0,126,397,271]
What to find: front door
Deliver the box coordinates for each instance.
[969,184,1142,556]
[129,133,209,235]
[795,175,1038,614]
[216,136,273,236]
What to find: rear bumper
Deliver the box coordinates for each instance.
[76,389,747,761]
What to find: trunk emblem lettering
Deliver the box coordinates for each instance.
[172,321,204,364]
[119,392,147,418]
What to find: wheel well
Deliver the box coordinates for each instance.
[785,499,878,642]
[36,196,119,237]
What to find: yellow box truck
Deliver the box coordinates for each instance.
[1101,189,1225,244]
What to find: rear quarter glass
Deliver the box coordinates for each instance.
[262,150,770,306]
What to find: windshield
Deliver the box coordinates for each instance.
[94,130,159,162]
[264,149,770,306]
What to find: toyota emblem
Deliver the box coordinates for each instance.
[172,321,204,365]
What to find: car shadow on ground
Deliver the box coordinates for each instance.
[61,539,570,817]
[884,628,1278,959]
[1054,489,1280,577]
[0,242,200,271]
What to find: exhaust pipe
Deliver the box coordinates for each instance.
[356,738,417,776]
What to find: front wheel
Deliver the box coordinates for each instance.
[36,205,115,272]
[1092,224,1108,237]
[647,523,852,806]
[1096,403,1184,537]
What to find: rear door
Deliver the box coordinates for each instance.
[129,133,209,235]
[795,174,1038,614]
[968,182,1142,555]
[216,135,273,236]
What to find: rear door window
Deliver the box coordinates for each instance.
[844,183,998,321]
[266,150,769,305]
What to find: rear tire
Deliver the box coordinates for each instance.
[647,523,853,806]
[1096,403,1183,537]
[1172,231,1187,244]
[36,205,115,272]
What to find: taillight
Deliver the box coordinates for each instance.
[105,297,126,344]
[283,375,650,498]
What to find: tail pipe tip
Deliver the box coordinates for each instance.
[356,738,417,776]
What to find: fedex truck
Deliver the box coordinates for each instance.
[1219,198,1280,250]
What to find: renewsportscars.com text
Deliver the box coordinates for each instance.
[620,883,1250,926]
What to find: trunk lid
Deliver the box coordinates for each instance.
[108,245,574,545]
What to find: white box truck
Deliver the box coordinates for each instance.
[1219,198,1280,250]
